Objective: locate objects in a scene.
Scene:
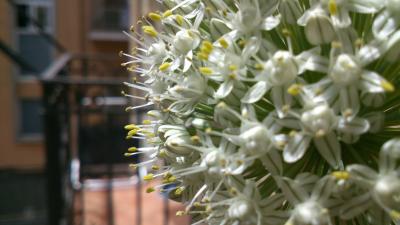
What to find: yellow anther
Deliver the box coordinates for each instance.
[143,173,154,181]
[159,149,167,157]
[315,129,326,138]
[129,164,138,169]
[332,171,350,180]
[282,28,291,37]
[176,211,186,216]
[282,104,291,113]
[200,46,213,54]
[205,128,212,134]
[197,52,209,60]
[355,38,364,48]
[238,40,246,47]
[390,210,400,220]
[331,41,342,49]
[163,10,173,18]
[328,0,338,15]
[142,26,158,37]
[151,165,160,171]
[199,67,213,75]
[175,15,184,26]
[128,147,137,152]
[228,64,238,71]
[228,73,237,80]
[168,176,177,183]
[229,188,238,195]
[146,133,155,138]
[343,108,353,118]
[124,124,137,130]
[127,129,138,137]
[159,62,171,71]
[254,63,264,70]
[287,83,303,96]
[202,40,213,50]
[218,38,229,48]
[381,80,395,92]
[193,202,201,207]
[190,135,200,143]
[175,187,184,195]
[236,160,244,165]
[143,119,152,125]
[148,12,161,21]
[289,130,298,137]
[146,187,156,193]
[217,101,227,108]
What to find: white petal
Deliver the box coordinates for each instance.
[313,132,342,168]
[337,27,358,53]
[311,176,335,203]
[283,132,312,163]
[242,81,269,103]
[215,80,234,99]
[183,51,193,72]
[339,85,360,118]
[210,18,231,39]
[361,92,385,107]
[261,15,281,30]
[340,193,373,219]
[348,0,383,13]
[331,8,352,28]
[297,47,329,73]
[242,36,261,61]
[357,42,383,66]
[279,0,303,25]
[271,85,292,118]
[360,71,387,93]
[259,193,285,210]
[380,139,400,174]
[337,117,370,135]
[347,164,378,182]
[365,112,385,133]
[340,132,360,144]
[295,172,319,192]
[275,177,308,205]
[373,11,397,39]
[305,13,336,45]
[261,149,283,175]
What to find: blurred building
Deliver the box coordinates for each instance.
[0,1,184,225]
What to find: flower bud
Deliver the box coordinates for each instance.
[330,54,361,85]
[303,8,336,45]
[301,104,337,136]
[374,174,400,211]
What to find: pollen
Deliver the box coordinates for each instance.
[163,10,172,18]
[128,147,137,152]
[328,0,338,15]
[175,15,184,26]
[124,124,137,130]
[146,187,156,193]
[228,64,238,71]
[175,187,184,195]
[159,62,171,71]
[142,26,158,37]
[332,171,350,180]
[148,12,161,21]
[142,119,152,125]
[381,80,395,92]
[287,83,303,96]
[218,38,229,49]
[199,67,213,75]
[143,173,154,181]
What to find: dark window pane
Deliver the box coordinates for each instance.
[20,99,43,135]
[36,6,49,28]
[16,4,30,28]
[91,0,128,31]
[19,34,52,74]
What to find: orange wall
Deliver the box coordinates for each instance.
[0,0,131,170]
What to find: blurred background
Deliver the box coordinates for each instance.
[0,0,189,225]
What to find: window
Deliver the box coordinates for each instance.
[19,99,43,137]
[91,0,129,32]
[14,0,54,75]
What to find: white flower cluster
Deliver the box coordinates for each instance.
[121,0,400,224]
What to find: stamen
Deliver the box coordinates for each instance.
[175,15,184,26]
[148,12,161,21]
[218,38,229,49]
[159,62,172,71]
[381,80,395,92]
[328,0,338,15]
[331,171,350,180]
[142,26,158,37]
[199,67,213,75]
